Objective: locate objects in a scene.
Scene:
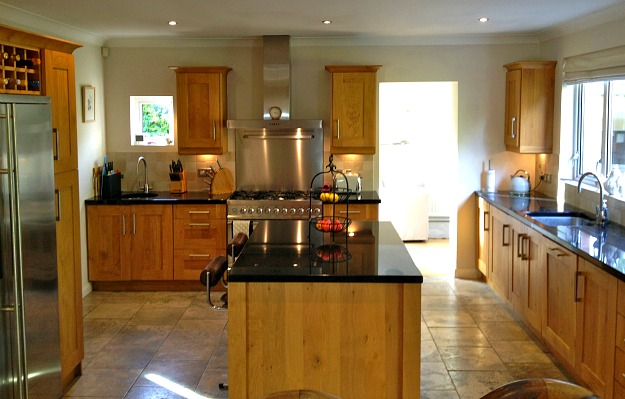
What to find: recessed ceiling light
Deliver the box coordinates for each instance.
[479,17,489,23]
[322,20,332,25]
[168,20,177,26]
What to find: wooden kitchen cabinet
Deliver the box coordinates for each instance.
[54,169,83,388]
[489,207,511,300]
[614,280,625,398]
[576,258,617,399]
[87,204,174,281]
[43,49,78,173]
[503,61,556,153]
[173,204,226,280]
[509,220,544,333]
[325,65,381,154]
[173,66,231,155]
[542,238,578,369]
[324,203,378,221]
[477,197,490,277]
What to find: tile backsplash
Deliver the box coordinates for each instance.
[98,151,374,197]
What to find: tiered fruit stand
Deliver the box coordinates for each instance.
[309,155,353,265]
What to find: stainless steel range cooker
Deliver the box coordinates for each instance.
[227,190,322,220]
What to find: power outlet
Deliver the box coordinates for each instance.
[198,168,212,177]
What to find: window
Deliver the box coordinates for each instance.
[570,80,625,178]
[130,96,174,146]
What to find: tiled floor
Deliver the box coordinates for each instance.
[63,239,572,399]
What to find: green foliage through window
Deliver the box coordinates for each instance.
[142,104,170,135]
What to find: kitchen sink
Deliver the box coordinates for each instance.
[120,192,158,199]
[524,211,595,227]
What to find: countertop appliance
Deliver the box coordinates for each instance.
[510,169,531,195]
[226,36,323,236]
[0,95,61,399]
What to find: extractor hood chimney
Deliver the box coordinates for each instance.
[263,35,290,120]
[227,35,322,131]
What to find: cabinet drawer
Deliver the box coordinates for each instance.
[618,280,625,316]
[615,348,625,387]
[173,219,226,249]
[323,204,378,220]
[173,204,226,221]
[173,249,225,281]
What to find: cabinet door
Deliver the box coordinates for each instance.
[489,208,511,300]
[577,258,617,398]
[504,69,521,150]
[324,203,378,221]
[55,170,83,387]
[509,223,544,332]
[87,205,129,281]
[477,198,490,277]
[128,205,174,280]
[542,239,577,368]
[175,67,230,155]
[43,49,78,173]
[326,66,380,154]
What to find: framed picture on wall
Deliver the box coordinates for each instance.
[82,85,95,122]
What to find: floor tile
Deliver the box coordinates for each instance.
[196,367,229,399]
[422,295,465,311]
[420,361,456,391]
[448,370,514,399]
[506,362,570,381]
[478,321,531,341]
[490,341,553,364]
[430,327,490,347]
[127,305,186,327]
[422,341,444,363]
[123,386,187,399]
[134,359,208,389]
[85,302,143,320]
[64,367,142,397]
[422,321,433,341]
[422,310,477,328]
[83,318,128,338]
[421,390,460,399]
[439,347,507,371]
[466,304,515,322]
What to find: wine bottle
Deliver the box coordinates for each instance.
[16,57,41,68]
[9,54,21,62]
[1,52,8,60]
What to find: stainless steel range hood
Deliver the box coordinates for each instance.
[227,35,323,131]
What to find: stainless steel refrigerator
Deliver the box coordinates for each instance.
[0,95,61,399]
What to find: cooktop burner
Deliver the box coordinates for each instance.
[229,190,310,201]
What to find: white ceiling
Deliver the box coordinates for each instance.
[1,0,625,41]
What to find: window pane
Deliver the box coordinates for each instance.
[611,80,625,170]
[130,96,174,146]
[142,104,171,135]
[581,82,605,174]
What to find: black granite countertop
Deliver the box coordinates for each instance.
[85,190,381,205]
[476,191,625,282]
[228,220,422,284]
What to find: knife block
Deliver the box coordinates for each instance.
[170,171,187,193]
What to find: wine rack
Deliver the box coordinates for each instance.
[1,42,41,95]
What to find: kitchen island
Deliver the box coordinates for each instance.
[227,220,422,399]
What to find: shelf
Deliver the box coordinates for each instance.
[1,42,41,95]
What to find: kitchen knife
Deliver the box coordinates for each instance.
[216,159,223,169]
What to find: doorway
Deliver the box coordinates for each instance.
[378,82,458,271]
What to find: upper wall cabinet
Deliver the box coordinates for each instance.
[326,65,381,155]
[172,66,231,155]
[504,61,556,154]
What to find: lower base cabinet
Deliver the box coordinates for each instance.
[87,204,173,281]
[478,197,622,398]
[576,258,617,398]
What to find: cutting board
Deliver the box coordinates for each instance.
[211,168,234,195]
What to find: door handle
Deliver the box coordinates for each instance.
[502,224,510,247]
[521,235,530,260]
[336,119,340,140]
[575,271,585,302]
[55,189,61,221]
[483,211,490,231]
[53,127,59,160]
[511,117,516,139]
[212,121,216,141]
[516,233,525,258]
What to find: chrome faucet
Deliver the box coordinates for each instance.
[577,172,608,226]
[137,156,149,193]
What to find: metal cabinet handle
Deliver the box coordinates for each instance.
[189,254,211,258]
[521,235,530,260]
[189,223,211,227]
[53,127,59,160]
[575,271,585,302]
[132,213,136,235]
[55,189,61,221]
[484,211,490,231]
[122,214,126,236]
[548,247,567,257]
[212,121,216,141]
[502,224,510,247]
[336,119,340,140]
[517,233,526,258]
[339,210,361,214]
[188,211,211,215]
[511,117,516,139]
